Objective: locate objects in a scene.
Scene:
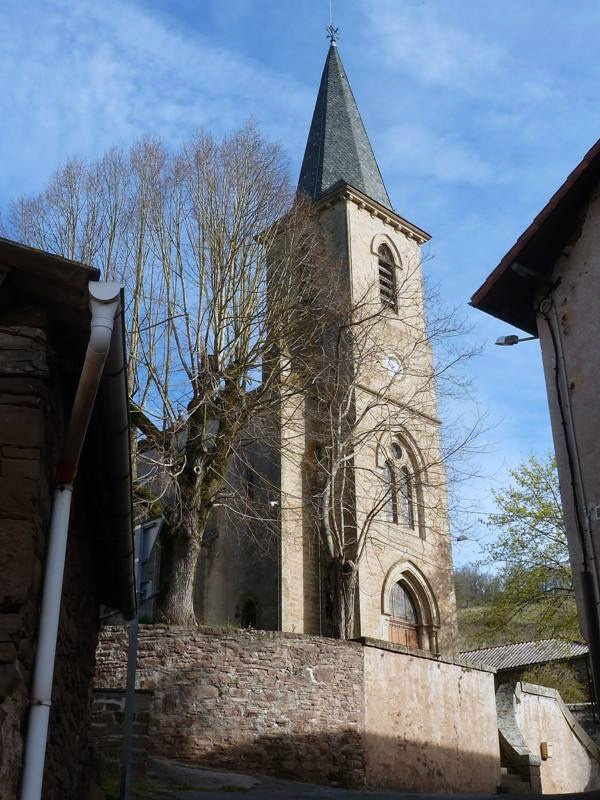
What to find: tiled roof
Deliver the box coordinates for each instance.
[461,638,588,671]
[297,44,392,210]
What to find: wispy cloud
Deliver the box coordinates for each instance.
[1,0,311,200]
[362,0,504,94]
[380,123,506,187]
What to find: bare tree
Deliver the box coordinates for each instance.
[9,125,333,624]
[9,126,481,633]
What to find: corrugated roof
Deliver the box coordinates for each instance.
[298,43,392,210]
[461,638,588,671]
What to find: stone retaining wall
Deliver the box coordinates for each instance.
[95,626,500,793]
[91,689,152,776]
[96,626,365,787]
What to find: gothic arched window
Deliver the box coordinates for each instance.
[398,466,415,529]
[378,244,396,309]
[383,460,398,523]
[381,442,416,531]
[388,582,419,647]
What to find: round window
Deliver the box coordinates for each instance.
[383,354,403,378]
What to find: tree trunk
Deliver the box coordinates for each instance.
[327,559,358,639]
[157,530,200,625]
[157,505,207,624]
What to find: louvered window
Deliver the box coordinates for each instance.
[378,244,396,309]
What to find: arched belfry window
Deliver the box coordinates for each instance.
[378,244,396,309]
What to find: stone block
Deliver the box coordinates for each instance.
[0,405,45,449]
[0,662,20,698]
[0,614,21,641]
[0,519,35,604]
[0,643,17,663]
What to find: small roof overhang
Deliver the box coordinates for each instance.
[470,136,600,335]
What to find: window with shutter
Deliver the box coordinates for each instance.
[378,244,396,309]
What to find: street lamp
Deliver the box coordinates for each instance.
[495,334,537,346]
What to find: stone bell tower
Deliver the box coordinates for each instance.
[276,35,459,653]
[196,36,458,654]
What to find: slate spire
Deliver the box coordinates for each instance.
[298,43,392,210]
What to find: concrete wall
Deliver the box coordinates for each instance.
[95,626,498,793]
[516,683,600,793]
[0,320,100,800]
[362,639,500,794]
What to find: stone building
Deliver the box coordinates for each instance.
[0,238,135,799]
[471,134,600,697]
[195,41,458,653]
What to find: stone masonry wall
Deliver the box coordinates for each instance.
[0,321,99,800]
[91,689,152,775]
[94,626,500,793]
[95,626,366,787]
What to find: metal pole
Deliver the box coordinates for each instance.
[119,530,141,799]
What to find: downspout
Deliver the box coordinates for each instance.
[20,282,123,800]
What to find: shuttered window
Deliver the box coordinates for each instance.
[378,244,396,309]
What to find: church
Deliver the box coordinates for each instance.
[193,37,458,655]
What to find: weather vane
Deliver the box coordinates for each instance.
[326,0,338,44]
[326,23,339,44]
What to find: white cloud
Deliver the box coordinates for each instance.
[380,123,505,186]
[362,0,504,94]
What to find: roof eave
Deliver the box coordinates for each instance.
[312,181,431,244]
[471,135,600,335]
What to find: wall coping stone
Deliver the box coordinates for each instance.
[100,626,495,672]
[357,637,497,673]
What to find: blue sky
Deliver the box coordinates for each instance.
[3,0,599,564]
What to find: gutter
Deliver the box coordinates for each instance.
[20,281,134,800]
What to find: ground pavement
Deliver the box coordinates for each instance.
[114,758,600,800]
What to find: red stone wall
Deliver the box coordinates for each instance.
[0,323,99,800]
[95,626,366,788]
[91,689,152,775]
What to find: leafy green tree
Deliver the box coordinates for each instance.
[521,662,588,703]
[483,454,581,642]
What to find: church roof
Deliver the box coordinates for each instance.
[298,43,392,211]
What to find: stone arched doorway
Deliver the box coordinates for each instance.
[381,561,440,652]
